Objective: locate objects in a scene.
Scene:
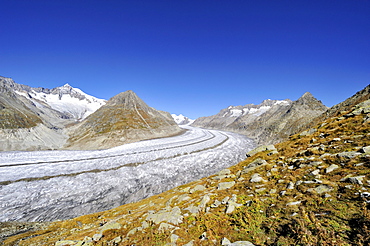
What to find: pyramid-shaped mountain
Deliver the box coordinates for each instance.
[65,90,182,150]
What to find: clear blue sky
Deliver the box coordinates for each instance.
[1,0,369,119]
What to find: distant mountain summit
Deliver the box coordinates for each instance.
[0,76,180,151]
[192,93,328,145]
[65,90,182,150]
[15,82,106,121]
[171,114,194,125]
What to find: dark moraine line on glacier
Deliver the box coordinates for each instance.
[0,133,228,186]
[0,127,255,222]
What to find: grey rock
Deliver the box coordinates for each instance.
[337,151,361,159]
[346,176,366,185]
[250,173,266,183]
[226,200,243,214]
[221,237,232,245]
[286,201,302,206]
[158,222,179,232]
[189,184,206,194]
[255,187,266,193]
[222,196,230,204]
[287,182,294,189]
[218,169,232,176]
[146,206,183,225]
[360,146,370,154]
[310,169,321,176]
[100,222,122,233]
[111,236,122,244]
[127,227,142,236]
[243,158,268,170]
[170,233,180,243]
[210,199,222,208]
[185,205,200,214]
[218,181,236,190]
[308,184,333,194]
[326,164,339,173]
[199,195,211,211]
[55,241,78,246]
[229,241,255,246]
[246,145,277,157]
[92,233,103,241]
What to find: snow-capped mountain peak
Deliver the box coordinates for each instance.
[16,84,106,121]
[171,114,194,125]
[222,100,291,118]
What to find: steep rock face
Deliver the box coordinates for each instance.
[0,78,42,129]
[65,90,182,150]
[0,77,70,151]
[192,93,327,145]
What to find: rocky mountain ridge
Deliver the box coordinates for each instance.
[192,92,328,145]
[3,85,369,245]
[0,76,181,151]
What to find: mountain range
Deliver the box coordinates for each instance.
[192,92,328,145]
[0,76,182,151]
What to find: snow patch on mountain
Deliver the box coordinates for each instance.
[16,84,106,120]
[222,100,291,118]
[171,114,194,125]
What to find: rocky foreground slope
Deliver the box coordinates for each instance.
[2,87,369,245]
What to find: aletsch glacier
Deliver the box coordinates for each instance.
[0,126,254,222]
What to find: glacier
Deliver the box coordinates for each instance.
[0,126,254,222]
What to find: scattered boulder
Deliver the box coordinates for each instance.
[158,222,179,232]
[55,241,78,246]
[250,173,266,183]
[100,222,122,234]
[287,182,294,189]
[345,176,366,185]
[218,181,236,190]
[242,158,268,174]
[246,145,276,157]
[228,241,255,246]
[286,201,302,206]
[92,233,103,241]
[326,164,339,173]
[146,207,183,225]
[308,184,333,194]
[221,237,232,245]
[189,184,206,194]
[360,146,370,154]
[210,199,221,208]
[336,151,361,159]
